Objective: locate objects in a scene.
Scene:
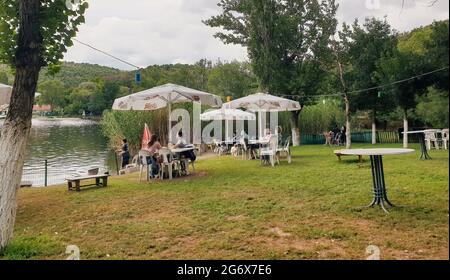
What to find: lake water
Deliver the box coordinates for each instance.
[0,118,118,187]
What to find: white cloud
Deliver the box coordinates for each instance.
[64,0,449,70]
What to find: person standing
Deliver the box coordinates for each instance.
[120,139,130,168]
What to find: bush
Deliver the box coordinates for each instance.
[102,110,168,155]
[299,99,346,134]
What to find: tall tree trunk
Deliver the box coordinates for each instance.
[344,95,352,149]
[403,109,409,148]
[290,110,301,146]
[0,0,42,249]
[372,109,377,145]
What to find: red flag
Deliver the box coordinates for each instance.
[141,123,152,150]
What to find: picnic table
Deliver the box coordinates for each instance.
[66,174,110,192]
[339,148,415,213]
[403,130,441,160]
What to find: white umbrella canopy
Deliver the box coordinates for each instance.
[1,83,41,106]
[200,108,256,121]
[225,93,301,138]
[225,92,301,112]
[112,83,223,143]
[112,83,222,111]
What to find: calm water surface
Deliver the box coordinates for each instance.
[0,118,117,186]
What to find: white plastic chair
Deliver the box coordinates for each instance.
[260,135,279,167]
[277,136,292,164]
[158,148,177,180]
[138,150,152,183]
[425,131,440,150]
[239,138,249,160]
[442,129,449,150]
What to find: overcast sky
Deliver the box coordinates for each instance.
[64,0,449,70]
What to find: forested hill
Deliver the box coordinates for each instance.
[1,62,124,87]
[38,62,124,88]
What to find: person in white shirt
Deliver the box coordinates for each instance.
[172,131,196,170]
[173,131,187,148]
[262,129,272,141]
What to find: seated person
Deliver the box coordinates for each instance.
[172,131,196,164]
[173,131,187,149]
[145,135,162,178]
[262,129,272,141]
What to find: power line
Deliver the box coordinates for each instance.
[72,38,141,70]
[71,36,448,99]
[281,66,449,99]
[346,66,449,95]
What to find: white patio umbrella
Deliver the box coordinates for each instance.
[1,83,41,107]
[112,83,223,142]
[200,108,256,121]
[225,93,301,138]
[201,108,256,141]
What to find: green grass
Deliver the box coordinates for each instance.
[4,144,449,260]
[0,236,60,260]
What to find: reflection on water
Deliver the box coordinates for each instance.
[0,118,118,187]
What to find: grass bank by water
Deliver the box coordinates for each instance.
[1,144,448,260]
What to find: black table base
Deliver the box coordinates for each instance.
[367,155,395,213]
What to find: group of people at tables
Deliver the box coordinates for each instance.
[119,131,197,180]
[217,127,283,160]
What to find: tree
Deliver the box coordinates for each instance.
[416,87,449,128]
[205,0,338,146]
[38,80,66,111]
[207,61,258,99]
[378,45,430,148]
[88,80,121,115]
[377,21,447,147]
[424,20,449,92]
[0,0,88,248]
[66,82,97,115]
[328,25,354,149]
[342,18,397,144]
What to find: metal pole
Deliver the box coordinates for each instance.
[168,93,172,144]
[44,159,48,187]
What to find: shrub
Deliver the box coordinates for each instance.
[102,110,168,155]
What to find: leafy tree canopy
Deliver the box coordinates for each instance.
[205,0,338,103]
[0,0,88,68]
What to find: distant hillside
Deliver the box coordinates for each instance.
[1,62,125,88]
[38,62,124,88]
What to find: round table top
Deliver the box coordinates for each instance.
[338,148,415,156]
[403,129,442,134]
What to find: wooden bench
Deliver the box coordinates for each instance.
[66,174,110,192]
[20,181,33,188]
[334,150,363,163]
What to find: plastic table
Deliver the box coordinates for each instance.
[339,148,415,213]
[403,130,441,160]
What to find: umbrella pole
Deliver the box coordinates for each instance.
[258,112,263,139]
[168,101,172,144]
[225,120,229,142]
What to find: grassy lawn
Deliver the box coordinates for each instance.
[1,144,448,260]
